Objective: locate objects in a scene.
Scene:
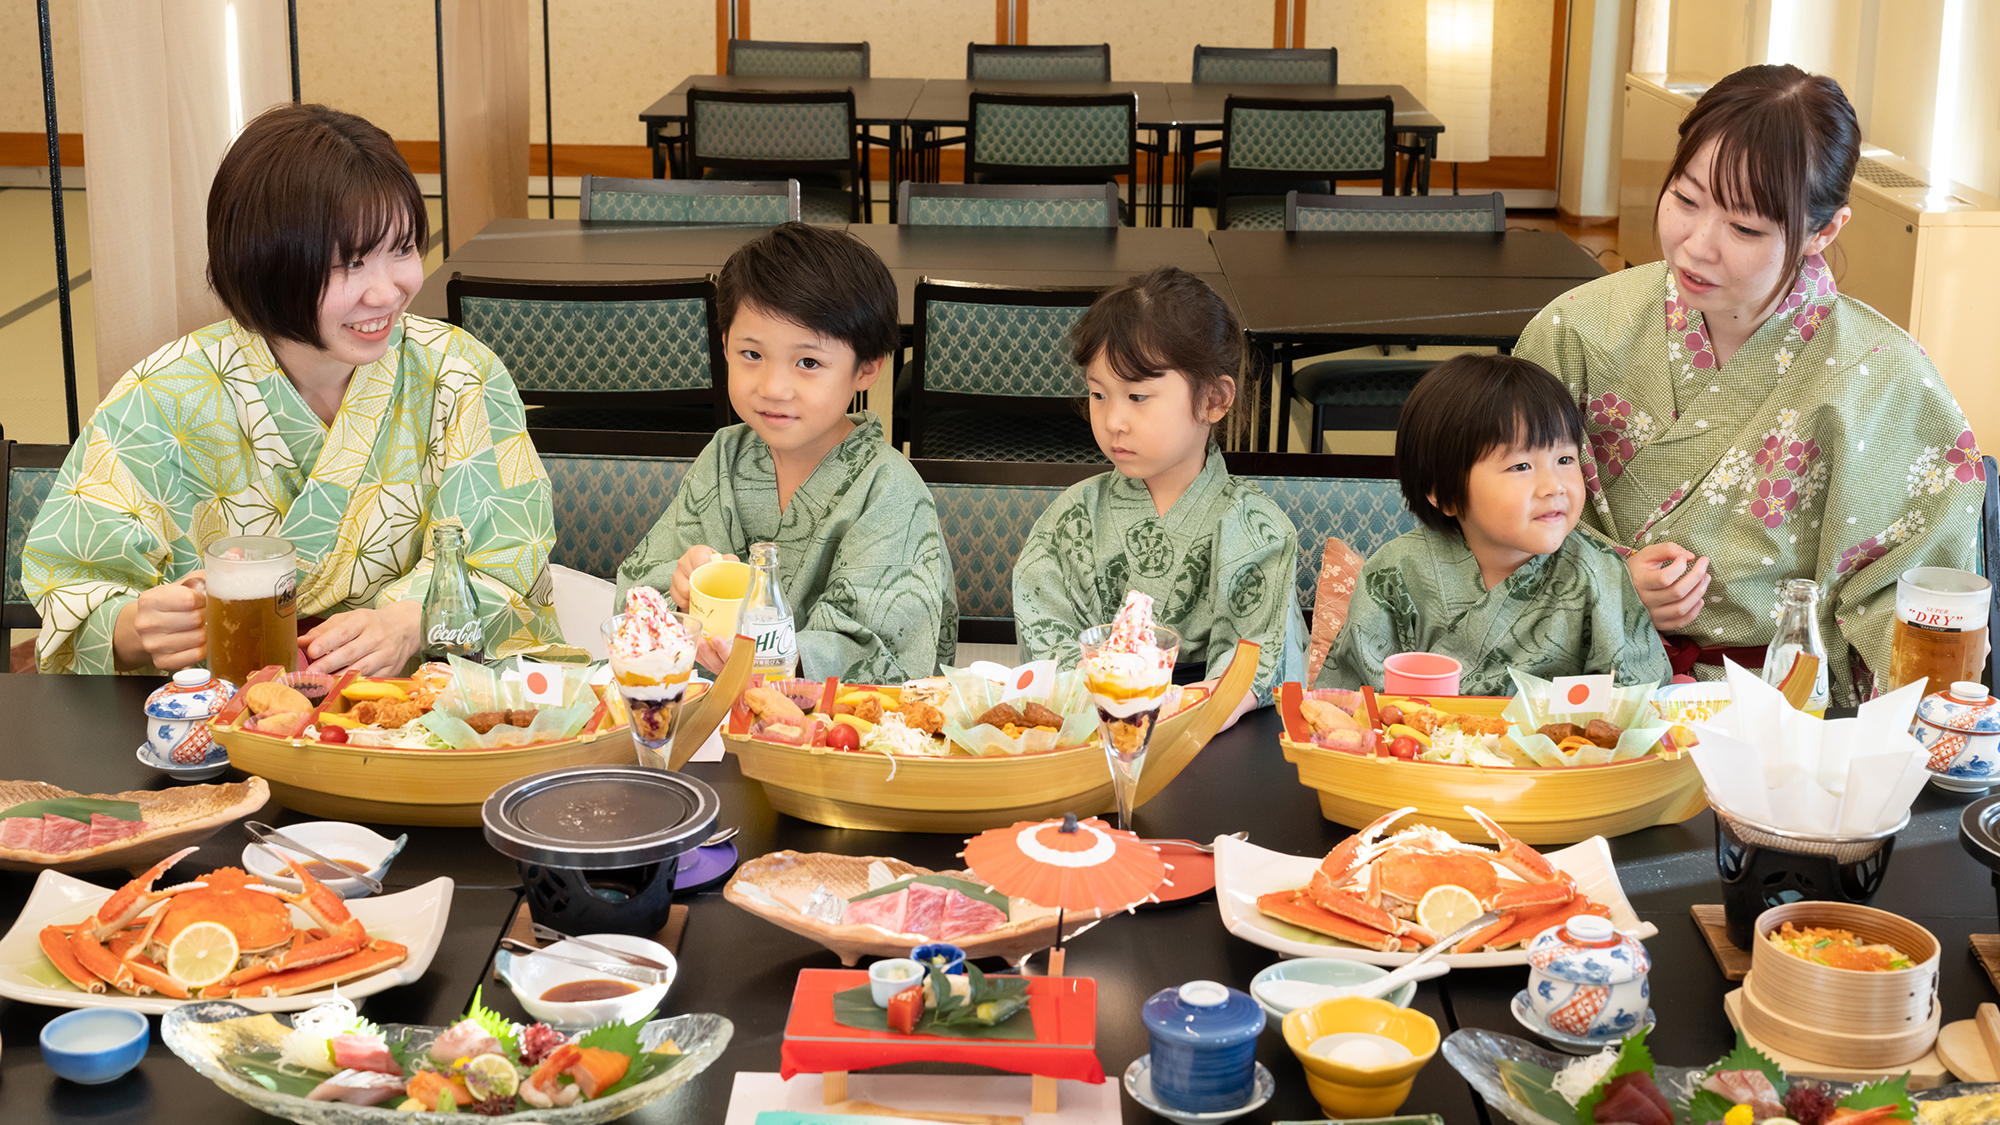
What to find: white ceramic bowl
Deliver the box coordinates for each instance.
[239,821,406,899]
[1248,958,1419,1021]
[495,934,676,1029]
[868,958,924,1006]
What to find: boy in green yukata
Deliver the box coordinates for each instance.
[1319,355,1670,696]
[1013,266,1307,725]
[616,223,955,683]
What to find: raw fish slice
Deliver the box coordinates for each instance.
[939,890,1007,940]
[306,1069,409,1104]
[1701,1069,1785,1121]
[428,1017,503,1065]
[1592,1071,1671,1125]
[331,1032,400,1075]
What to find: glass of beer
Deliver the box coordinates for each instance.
[201,535,299,687]
[1888,566,1990,694]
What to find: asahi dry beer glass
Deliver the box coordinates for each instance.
[201,535,298,686]
[1889,566,1990,695]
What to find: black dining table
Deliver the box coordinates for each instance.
[5,672,1997,1123]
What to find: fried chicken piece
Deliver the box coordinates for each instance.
[840,695,886,723]
[464,709,538,734]
[1022,701,1066,729]
[1537,722,1585,742]
[1584,718,1623,748]
[900,676,951,710]
[352,698,426,729]
[976,703,1026,729]
[743,686,805,725]
[1453,715,1510,737]
[410,662,455,709]
[244,681,311,716]
[1401,707,1450,735]
[897,699,945,736]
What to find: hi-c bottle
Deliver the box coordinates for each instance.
[1762,577,1829,716]
[739,541,798,682]
[421,523,486,664]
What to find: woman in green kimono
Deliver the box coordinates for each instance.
[1515,65,1982,705]
[23,104,560,676]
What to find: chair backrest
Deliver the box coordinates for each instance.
[1286,190,1505,232]
[914,460,1104,643]
[1192,45,1336,85]
[1222,451,1406,622]
[538,450,699,582]
[4,440,68,631]
[966,43,1111,81]
[685,87,858,171]
[579,175,800,223]
[899,181,1119,228]
[1220,95,1395,193]
[727,38,869,78]
[912,279,1102,401]
[446,275,727,427]
[965,92,1136,184]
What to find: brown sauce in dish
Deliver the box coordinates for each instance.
[542,979,641,1003]
[299,858,370,879]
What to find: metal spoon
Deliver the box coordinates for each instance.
[700,826,739,847]
[526,923,674,971]
[243,821,384,895]
[497,938,665,986]
[1139,831,1247,854]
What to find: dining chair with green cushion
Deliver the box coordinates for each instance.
[447,274,729,434]
[727,38,870,78]
[1224,451,1407,623]
[898,181,1119,227]
[578,175,800,224]
[1214,95,1394,230]
[685,87,867,223]
[1286,189,1504,232]
[4,439,68,632]
[903,279,1108,462]
[535,446,700,581]
[965,43,1110,82]
[914,459,1100,643]
[963,92,1136,222]
[1191,44,1336,85]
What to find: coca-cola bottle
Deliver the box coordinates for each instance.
[421,524,486,663]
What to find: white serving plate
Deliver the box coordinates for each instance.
[1213,833,1656,967]
[0,867,453,1014]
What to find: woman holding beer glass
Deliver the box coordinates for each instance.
[1514,64,1983,705]
[21,103,561,677]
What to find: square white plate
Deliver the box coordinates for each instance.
[1213,833,1656,967]
[0,867,454,1013]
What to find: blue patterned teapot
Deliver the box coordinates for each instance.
[1523,915,1649,1041]
[1915,681,2000,793]
[143,669,232,765]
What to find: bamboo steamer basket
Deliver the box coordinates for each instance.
[725,640,1259,833]
[1276,688,1708,844]
[1739,901,1940,1068]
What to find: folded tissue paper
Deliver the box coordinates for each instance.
[1686,660,1930,836]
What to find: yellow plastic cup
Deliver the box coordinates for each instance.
[1282,995,1440,1119]
[687,558,752,639]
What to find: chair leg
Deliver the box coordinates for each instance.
[1277,352,1297,453]
[1311,402,1326,455]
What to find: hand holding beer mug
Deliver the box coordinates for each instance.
[1888,566,1991,695]
[201,536,300,687]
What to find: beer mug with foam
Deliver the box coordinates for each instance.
[201,535,299,686]
[1889,566,1990,695]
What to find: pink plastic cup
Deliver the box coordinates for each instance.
[1383,652,1462,697]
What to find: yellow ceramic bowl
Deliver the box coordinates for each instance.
[1281,995,1440,1119]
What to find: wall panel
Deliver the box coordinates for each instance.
[752,0,990,81]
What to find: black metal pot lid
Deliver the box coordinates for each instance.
[482,767,719,869]
[1959,794,2000,872]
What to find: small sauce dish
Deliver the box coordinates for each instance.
[868,958,925,1006]
[495,934,675,1029]
[910,942,966,976]
[240,821,405,899]
[41,1008,148,1084]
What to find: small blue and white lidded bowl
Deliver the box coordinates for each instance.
[1140,980,1266,1114]
[143,668,233,765]
[1915,681,2000,792]
[1524,915,1649,1041]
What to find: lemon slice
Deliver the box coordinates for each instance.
[462,1053,520,1101]
[1415,884,1484,939]
[166,921,240,988]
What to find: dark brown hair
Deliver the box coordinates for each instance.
[1069,266,1245,425]
[1396,354,1583,535]
[1660,64,1859,314]
[716,222,899,363]
[207,103,427,349]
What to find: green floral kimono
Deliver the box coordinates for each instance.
[1316,524,1670,695]
[1012,447,1307,705]
[24,316,562,674]
[1515,256,1983,704]
[616,413,955,683]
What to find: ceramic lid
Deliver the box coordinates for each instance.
[143,669,233,719]
[1525,915,1649,984]
[1141,980,1264,1047]
[482,766,718,869]
[1918,682,2000,734]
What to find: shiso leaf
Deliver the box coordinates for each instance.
[1573,1027,1655,1125]
[573,1018,645,1058]
[1840,1073,1914,1119]
[1684,1031,1788,1125]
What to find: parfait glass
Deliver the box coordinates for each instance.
[601,612,703,770]
[1078,622,1180,832]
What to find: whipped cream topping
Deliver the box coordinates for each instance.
[1084,591,1173,692]
[610,586,697,682]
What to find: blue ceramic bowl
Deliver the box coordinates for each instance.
[910,943,967,975]
[41,1008,149,1084]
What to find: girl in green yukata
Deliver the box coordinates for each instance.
[1514,65,1982,704]
[1013,266,1307,727]
[23,104,561,675]
[1318,356,1670,695]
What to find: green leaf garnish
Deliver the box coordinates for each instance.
[1574,1028,1655,1125]
[927,963,1029,1028]
[1496,1059,1578,1125]
[0,798,143,824]
[573,1018,646,1057]
[462,985,522,1059]
[1841,1072,1914,1119]
[1684,1031,1789,1125]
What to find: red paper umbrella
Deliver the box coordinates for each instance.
[960,813,1168,915]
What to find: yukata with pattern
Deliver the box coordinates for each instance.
[23,316,562,674]
[616,412,956,683]
[1012,445,1307,705]
[1514,256,1982,705]
[1316,523,1670,696]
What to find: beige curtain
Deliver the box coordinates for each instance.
[78,0,291,402]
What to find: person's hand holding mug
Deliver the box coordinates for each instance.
[113,571,208,672]
[671,545,739,610]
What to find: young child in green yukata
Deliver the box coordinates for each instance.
[616,223,955,683]
[1318,355,1670,695]
[1013,266,1307,724]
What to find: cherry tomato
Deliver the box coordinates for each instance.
[318,725,348,744]
[1388,735,1420,761]
[824,723,861,752]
